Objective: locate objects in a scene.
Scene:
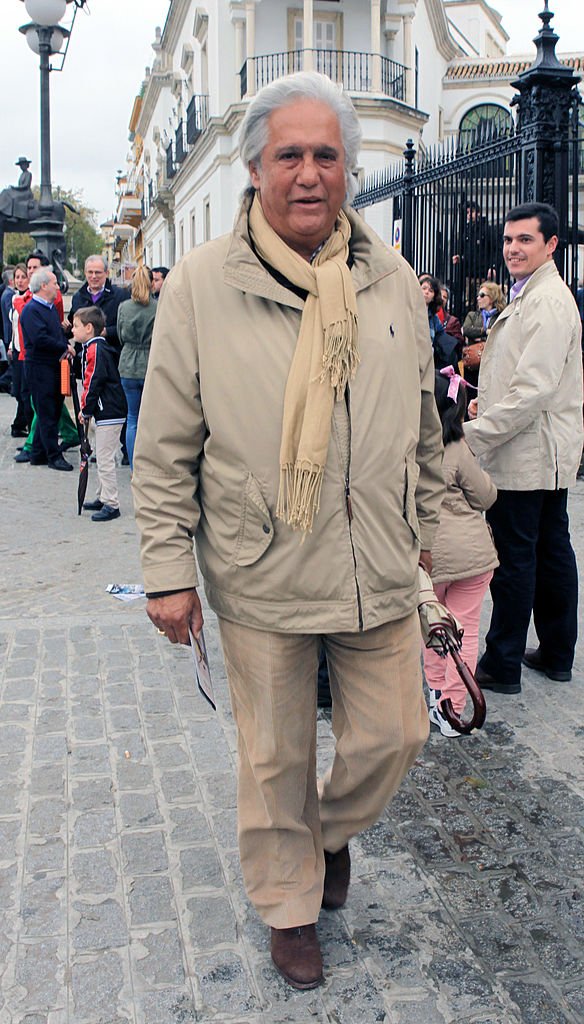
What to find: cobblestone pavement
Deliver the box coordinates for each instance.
[1,393,584,1024]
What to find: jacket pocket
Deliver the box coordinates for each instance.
[403,457,421,542]
[232,472,275,567]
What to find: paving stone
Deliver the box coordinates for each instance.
[115,760,155,791]
[73,809,117,848]
[14,939,63,1011]
[72,849,118,894]
[128,875,176,926]
[0,820,22,860]
[71,950,125,1019]
[21,876,65,937]
[28,799,67,837]
[119,793,164,830]
[71,716,106,741]
[137,988,197,1024]
[179,846,224,890]
[69,743,111,776]
[73,898,128,951]
[143,714,181,739]
[168,806,210,845]
[121,832,169,875]
[197,952,258,1017]
[72,778,114,811]
[3,680,36,701]
[187,894,237,949]
[32,735,68,763]
[108,707,143,733]
[26,838,66,875]
[0,724,28,754]
[160,770,200,804]
[460,913,537,973]
[150,742,190,768]
[506,979,572,1024]
[132,928,185,986]
[104,683,137,706]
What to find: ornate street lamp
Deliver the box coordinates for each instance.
[18,0,73,213]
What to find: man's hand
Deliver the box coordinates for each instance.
[62,316,71,331]
[419,550,433,575]
[467,398,478,420]
[147,589,203,645]
[452,254,461,265]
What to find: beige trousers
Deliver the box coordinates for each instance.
[95,422,121,509]
[218,611,429,929]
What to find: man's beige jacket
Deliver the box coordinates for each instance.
[132,203,444,633]
[464,260,583,490]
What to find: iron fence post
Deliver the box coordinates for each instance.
[401,139,416,266]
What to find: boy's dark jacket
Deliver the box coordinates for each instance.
[81,336,127,423]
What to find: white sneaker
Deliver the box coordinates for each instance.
[429,704,461,738]
[428,688,440,710]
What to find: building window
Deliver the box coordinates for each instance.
[190,211,196,247]
[179,221,185,257]
[459,104,512,146]
[288,9,343,52]
[204,196,211,242]
[158,240,163,264]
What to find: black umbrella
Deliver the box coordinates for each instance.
[68,363,92,515]
[418,567,486,735]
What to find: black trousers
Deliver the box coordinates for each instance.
[27,361,64,463]
[10,358,31,432]
[480,489,578,687]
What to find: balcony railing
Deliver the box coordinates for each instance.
[240,50,407,102]
[175,121,187,164]
[165,142,175,180]
[186,93,210,144]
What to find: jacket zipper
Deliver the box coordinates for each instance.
[345,387,363,630]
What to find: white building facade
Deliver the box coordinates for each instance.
[112,0,582,271]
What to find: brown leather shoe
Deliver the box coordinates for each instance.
[322,845,351,910]
[270,924,323,989]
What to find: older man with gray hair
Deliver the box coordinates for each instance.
[68,254,127,351]
[20,268,75,470]
[132,72,444,988]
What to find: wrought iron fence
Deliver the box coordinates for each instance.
[355,127,522,317]
[240,50,406,102]
[186,94,210,145]
[175,121,187,164]
[165,142,175,180]
[353,9,582,317]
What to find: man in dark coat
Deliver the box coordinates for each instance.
[67,255,127,353]
[21,269,75,471]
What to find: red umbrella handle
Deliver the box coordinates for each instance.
[439,648,487,734]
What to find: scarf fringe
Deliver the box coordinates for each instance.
[319,313,360,398]
[276,462,324,535]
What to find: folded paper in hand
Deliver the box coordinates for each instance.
[188,627,216,710]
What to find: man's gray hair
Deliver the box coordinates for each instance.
[29,268,54,293]
[85,254,108,273]
[239,71,362,201]
[2,269,14,286]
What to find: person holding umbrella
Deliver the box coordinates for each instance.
[72,306,127,522]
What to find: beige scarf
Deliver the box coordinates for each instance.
[249,194,359,534]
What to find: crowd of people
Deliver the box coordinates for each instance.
[0,252,169,519]
[1,69,582,993]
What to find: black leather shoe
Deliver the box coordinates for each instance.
[14,450,31,463]
[83,499,104,511]
[522,647,572,682]
[322,845,351,910]
[59,440,80,452]
[270,924,323,989]
[475,665,521,695]
[29,455,49,466]
[91,505,120,522]
[11,428,28,438]
[48,455,73,472]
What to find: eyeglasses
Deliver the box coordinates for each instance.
[477,291,487,298]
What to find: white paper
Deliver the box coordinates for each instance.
[188,627,216,710]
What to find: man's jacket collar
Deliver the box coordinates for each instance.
[223,194,400,308]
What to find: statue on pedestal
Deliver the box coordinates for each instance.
[0,157,34,221]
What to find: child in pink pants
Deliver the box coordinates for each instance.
[424,368,499,736]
